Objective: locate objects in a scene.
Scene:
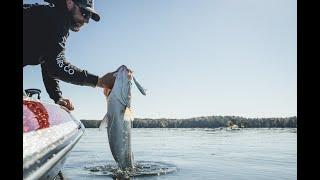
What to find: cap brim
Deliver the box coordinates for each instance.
[83,7,100,22]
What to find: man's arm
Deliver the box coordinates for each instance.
[41,29,99,87]
[41,64,74,111]
[43,32,116,95]
[41,63,63,103]
[43,49,99,87]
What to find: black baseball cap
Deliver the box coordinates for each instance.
[74,0,100,22]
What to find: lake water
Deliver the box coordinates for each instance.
[62,128,297,180]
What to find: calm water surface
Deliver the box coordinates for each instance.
[63,128,296,180]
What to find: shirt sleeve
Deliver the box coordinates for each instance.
[42,33,99,87]
[41,63,63,103]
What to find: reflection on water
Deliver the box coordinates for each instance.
[84,161,177,179]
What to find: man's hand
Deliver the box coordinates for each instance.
[56,98,74,112]
[97,71,117,89]
[98,66,133,97]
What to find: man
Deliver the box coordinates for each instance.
[23,0,115,111]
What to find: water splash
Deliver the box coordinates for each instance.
[84,161,178,179]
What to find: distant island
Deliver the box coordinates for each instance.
[80,116,297,128]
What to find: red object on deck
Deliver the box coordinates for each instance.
[23,101,50,132]
[23,99,72,133]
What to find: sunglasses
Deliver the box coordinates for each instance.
[78,6,92,20]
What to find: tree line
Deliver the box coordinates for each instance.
[80,116,297,128]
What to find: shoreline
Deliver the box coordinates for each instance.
[80,116,297,128]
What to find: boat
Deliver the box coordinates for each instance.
[23,89,85,180]
[226,124,241,131]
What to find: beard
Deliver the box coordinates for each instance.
[68,6,83,32]
[70,23,80,32]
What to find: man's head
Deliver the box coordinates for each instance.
[66,0,100,32]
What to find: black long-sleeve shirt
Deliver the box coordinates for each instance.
[23,3,98,102]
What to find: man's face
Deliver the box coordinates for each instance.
[69,3,91,32]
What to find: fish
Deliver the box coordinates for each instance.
[99,65,146,170]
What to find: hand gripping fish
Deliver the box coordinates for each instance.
[99,65,146,170]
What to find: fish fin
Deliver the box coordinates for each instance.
[133,76,147,95]
[99,113,108,131]
[124,107,134,121]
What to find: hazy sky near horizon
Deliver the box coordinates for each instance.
[23,0,297,119]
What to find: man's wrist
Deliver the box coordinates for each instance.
[54,97,62,103]
[85,72,99,87]
[96,78,103,88]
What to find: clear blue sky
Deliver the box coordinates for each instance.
[23,0,297,120]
